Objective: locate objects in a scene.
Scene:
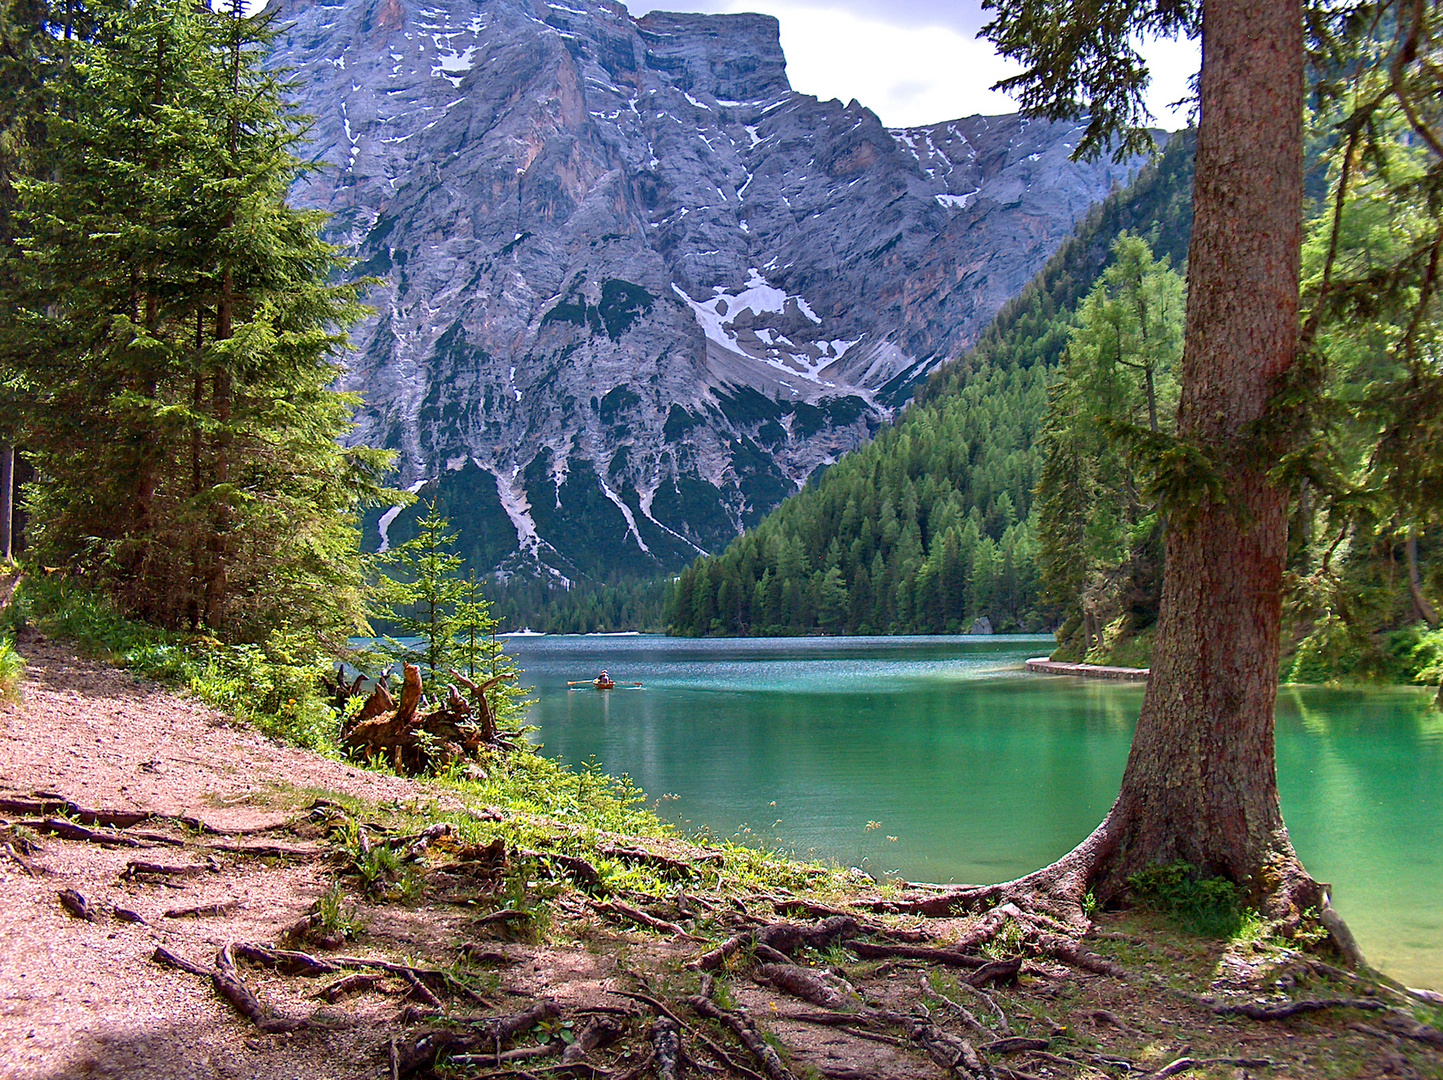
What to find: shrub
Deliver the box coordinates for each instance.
[1126,860,1247,938]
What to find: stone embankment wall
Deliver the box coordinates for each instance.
[1024,658,1149,682]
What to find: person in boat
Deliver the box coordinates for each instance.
[594,670,615,689]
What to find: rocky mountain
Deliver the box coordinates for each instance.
[268,0,1143,580]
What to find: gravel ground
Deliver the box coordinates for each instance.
[0,640,430,1080]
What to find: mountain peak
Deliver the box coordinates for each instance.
[271,0,1141,579]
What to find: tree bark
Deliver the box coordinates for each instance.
[1092,0,1317,910]
[1406,527,1437,627]
[0,442,12,562]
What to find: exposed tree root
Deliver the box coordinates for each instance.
[20,817,146,847]
[651,1016,681,1080]
[395,999,560,1075]
[2,841,36,876]
[517,847,602,890]
[9,811,318,860]
[227,942,486,1002]
[57,888,95,921]
[1212,996,1390,1020]
[0,796,151,827]
[0,793,291,837]
[340,663,516,775]
[121,894,1439,1080]
[592,898,702,940]
[311,972,381,1002]
[856,808,1362,984]
[688,974,793,1080]
[753,962,852,1008]
[612,989,768,1080]
[163,901,240,919]
[153,944,312,1034]
[123,859,215,880]
[597,841,725,876]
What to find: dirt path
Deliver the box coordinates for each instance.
[0,641,440,1080]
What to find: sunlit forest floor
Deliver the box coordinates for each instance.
[2,640,1440,1080]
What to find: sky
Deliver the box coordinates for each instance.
[626,0,1200,130]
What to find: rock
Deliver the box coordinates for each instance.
[269,0,1145,577]
[969,616,994,635]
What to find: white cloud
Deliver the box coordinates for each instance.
[713,0,1023,127]
[636,0,1198,131]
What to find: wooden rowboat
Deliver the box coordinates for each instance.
[565,676,641,690]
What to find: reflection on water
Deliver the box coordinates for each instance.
[504,634,1442,989]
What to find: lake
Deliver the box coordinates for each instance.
[502,633,1443,989]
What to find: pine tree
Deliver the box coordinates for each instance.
[4,0,389,647]
[373,500,467,686]
[1035,235,1184,656]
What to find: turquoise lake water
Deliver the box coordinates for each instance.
[500,633,1443,988]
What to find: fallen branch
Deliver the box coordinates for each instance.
[1153,1056,1275,1078]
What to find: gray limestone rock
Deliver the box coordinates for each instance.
[269,0,1142,578]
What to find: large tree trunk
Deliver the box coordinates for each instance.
[1093,0,1314,910]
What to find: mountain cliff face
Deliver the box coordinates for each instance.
[269,0,1141,579]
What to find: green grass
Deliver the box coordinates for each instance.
[0,634,24,702]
